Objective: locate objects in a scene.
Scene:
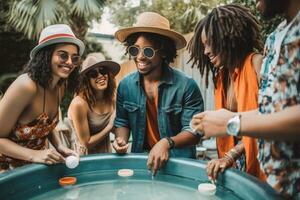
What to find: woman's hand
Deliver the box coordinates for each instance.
[56,145,79,160]
[31,149,65,165]
[206,157,234,181]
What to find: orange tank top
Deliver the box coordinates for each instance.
[215,53,266,181]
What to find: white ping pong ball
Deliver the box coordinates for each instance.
[65,155,79,169]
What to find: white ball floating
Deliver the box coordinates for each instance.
[65,155,79,169]
[117,169,134,177]
[197,183,216,196]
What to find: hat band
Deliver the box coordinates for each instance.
[39,33,76,44]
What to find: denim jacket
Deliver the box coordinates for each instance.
[114,65,204,158]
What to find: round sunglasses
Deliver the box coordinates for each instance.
[127,45,160,59]
[86,67,108,79]
[57,51,81,66]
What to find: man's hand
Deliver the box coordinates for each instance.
[112,137,129,154]
[147,138,170,176]
[191,109,235,138]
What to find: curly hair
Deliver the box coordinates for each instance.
[188,4,263,87]
[124,32,177,64]
[23,44,79,93]
[75,71,117,109]
[23,45,55,88]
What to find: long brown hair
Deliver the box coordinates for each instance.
[188,4,263,88]
[75,71,116,109]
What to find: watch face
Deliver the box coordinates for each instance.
[228,122,239,134]
[227,115,240,136]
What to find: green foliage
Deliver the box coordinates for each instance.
[84,37,110,59]
[108,0,283,40]
[7,0,107,40]
[60,89,73,118]
[227,0,283,41]
[0,0,35,93]
[0,73,18,95]
[107,0,220,34]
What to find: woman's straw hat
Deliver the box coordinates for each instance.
[80,53,120,76]
[30,24,85,59]
[115,12,186,49]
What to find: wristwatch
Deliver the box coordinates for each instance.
[226,115,241,136]
[165,137,175,149]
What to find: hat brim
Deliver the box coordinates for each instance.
[115,27,187,50]
[30,37,85,59]
[80,61,121,76]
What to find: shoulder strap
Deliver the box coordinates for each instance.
[43,87,46,112]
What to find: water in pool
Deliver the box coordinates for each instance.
[28,171,241,200]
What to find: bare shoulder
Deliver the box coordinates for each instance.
[251,54,263,75]
[0,74,37,135]
[4,74,37,98]
[69,96,89,114]
[12,74,37,94]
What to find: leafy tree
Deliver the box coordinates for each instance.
[107,0,220,34]
[0,1,34,93]
[108,0,282,40]
[7,0,106,41]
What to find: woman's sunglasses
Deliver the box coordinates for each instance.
[127,45,160,59]
[86,67,108,79]
[57,51,81,66]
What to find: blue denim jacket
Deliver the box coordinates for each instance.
[114,65,204,158]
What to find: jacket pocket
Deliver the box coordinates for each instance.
[123,101,140,132]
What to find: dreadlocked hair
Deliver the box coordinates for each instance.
[188,4,263,88]
[75,72,117,109]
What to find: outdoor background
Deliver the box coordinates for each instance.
[0,0,282,116]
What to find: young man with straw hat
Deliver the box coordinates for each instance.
[113,12,203,176]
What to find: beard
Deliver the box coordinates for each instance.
[260,0,287,19]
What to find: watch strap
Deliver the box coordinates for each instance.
[165,137,175,149]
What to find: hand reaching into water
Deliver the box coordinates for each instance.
[147,138,170,176]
